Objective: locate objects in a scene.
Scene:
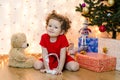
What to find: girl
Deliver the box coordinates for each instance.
[34,10,79,75]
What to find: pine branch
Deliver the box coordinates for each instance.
[75,0,120,38]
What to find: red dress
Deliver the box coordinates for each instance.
[39,33,74,70]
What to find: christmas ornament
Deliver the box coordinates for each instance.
[80,51,87,55]
[99,25,106,32]
[107,13,111,17]
[81,3,86,7]
[82,7,89,15]
[108,0,114,7]
[103,47,108,54]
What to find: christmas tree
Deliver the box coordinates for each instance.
[75,0,120,39]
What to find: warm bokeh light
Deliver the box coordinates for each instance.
[1,0,118,55]
[0,0,84,54]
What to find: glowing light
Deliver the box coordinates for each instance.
[95,26,99,31]
[4,3,10,19]
[1,0,95,55]
[26,42,42,54]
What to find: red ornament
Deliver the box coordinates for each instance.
[99,25,106,32]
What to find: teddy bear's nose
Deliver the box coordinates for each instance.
[27,43,29,47]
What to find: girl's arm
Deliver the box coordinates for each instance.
[57,47,67,73]
[41,46,49,70]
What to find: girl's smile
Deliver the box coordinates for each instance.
[47,19,62,37]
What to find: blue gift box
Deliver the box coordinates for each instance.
[78,37,98,52]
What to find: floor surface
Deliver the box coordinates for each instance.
[0,56,120,80]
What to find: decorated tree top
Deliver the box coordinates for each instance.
[75,0,120,39]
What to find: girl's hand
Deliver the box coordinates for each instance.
[54,68,62,75]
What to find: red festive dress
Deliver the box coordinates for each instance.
[39,33,74,69]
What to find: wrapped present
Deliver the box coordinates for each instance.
[76,53,116,72]
[98,38,120,71]
[78,37,98,52]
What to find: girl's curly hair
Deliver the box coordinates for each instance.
[46,10,71,34]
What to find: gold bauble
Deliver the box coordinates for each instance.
[108,0,115,7]
[103,47,108,54]
[82,7,89,15]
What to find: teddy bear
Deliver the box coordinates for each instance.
[8,33,36,68]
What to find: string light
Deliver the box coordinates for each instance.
[0,0,98,55]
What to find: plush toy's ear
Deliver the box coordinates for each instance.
[60,30,65,35]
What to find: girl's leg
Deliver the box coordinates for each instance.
[34,60,44,70]
[65,61,80,71]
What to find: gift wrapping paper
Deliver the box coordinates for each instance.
[78,37,98,52]
[76,53,116,72]
[98,38,120,71]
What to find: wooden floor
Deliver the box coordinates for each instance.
[0,56,120,80]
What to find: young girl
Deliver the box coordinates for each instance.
[34,10,79,75]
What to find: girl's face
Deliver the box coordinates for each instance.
[46,19,63,37]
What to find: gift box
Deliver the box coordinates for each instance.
[98,38,120,71]
[76,53,116,72]
[78,37,98,52]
